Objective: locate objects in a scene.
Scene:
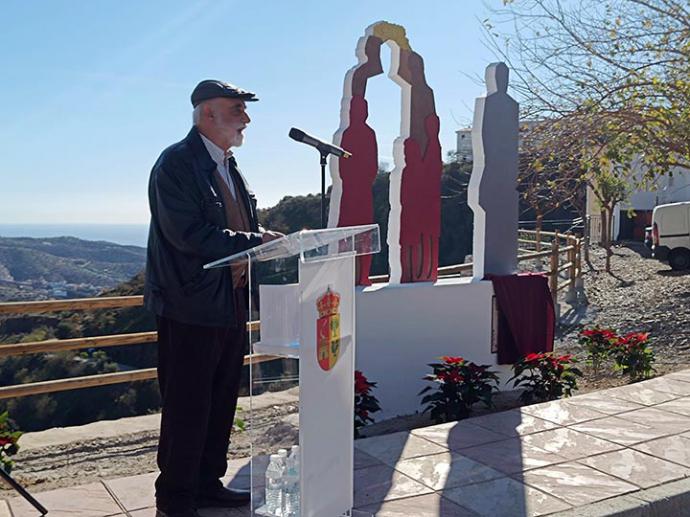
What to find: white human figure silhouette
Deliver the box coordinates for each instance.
[468,62,519,279]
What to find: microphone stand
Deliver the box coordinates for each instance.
[0,466,48,515]
[319,149,328,229]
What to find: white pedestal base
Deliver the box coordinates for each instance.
[355,277,512,420]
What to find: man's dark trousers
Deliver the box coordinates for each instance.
[154,294,247,511]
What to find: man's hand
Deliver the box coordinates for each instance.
[261,230,285,244]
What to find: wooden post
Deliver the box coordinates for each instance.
[575,236,586,304]
[535,215,543,271]
[584,215,590,263]
[549,237,559,308]
[565,233,577,304]
[569,234,577,281]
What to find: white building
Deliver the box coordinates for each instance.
[456,120,540,162]
[587,161,690,241]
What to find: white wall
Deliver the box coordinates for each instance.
[355,277,512,419]
[612,165,690,238]
[456,128,473,161]
[659,171,690,205]
[456,120,539,163]
[586,158,690,239]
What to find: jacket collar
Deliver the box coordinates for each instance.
[185,126,217,173]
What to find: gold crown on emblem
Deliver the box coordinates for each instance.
[317,287,341,318]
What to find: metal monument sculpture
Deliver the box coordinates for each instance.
[468,62,519,279]
[329,21,442,284]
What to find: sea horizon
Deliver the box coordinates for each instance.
[0,223,149,248]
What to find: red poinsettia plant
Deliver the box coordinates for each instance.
[0,411,21,474]
[579,327,618,375]
[354,370,381,438]
[419,356,498,423]
[609,332,655,382]
[510,352,582,404]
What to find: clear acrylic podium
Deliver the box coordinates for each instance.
[204,224,380,517]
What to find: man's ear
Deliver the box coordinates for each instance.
[203,103,214,121]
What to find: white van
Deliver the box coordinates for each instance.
[652,201,690,270]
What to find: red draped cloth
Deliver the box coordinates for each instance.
[488,273,556,364]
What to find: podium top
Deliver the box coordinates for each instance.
[203,224,380,269]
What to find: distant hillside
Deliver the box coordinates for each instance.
[0,236,146,301]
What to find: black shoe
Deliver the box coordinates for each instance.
[155,509,201,517]
[196,486,251,508]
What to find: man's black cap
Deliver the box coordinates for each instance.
[191,79,259,107]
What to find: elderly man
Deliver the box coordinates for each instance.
[145,80,283,517]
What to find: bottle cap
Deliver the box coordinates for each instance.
[269,454,280,460]
[278,449,288,457]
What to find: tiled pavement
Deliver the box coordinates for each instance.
[7,371,690,516]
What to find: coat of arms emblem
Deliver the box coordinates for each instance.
[316,287,341,371]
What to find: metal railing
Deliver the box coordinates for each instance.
[0,230,583,400]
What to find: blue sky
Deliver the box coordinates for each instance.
[1,1,500,224]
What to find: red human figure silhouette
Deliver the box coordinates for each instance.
[400,113,442,282]
[331,33,383,285]
[337,94,378,285]
[396,49,442,282]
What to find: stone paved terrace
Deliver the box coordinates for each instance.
[7,371,690,516]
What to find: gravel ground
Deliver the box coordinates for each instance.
[556,242,690,392]
[3,241,689,497]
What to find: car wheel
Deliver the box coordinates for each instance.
[668,249,690,270]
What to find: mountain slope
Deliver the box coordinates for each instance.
[0,236,145,301]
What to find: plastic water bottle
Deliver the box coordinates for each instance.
[289,445,300,477]
[282,446,300,516]
[264,453,285,516]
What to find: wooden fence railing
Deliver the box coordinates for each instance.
[0,230,582,400]
[518,229,584,307]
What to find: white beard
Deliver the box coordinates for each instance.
[229,131,244,148]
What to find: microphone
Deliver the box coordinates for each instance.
[289,127,352,158]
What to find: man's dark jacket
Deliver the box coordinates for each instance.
[144,126,263,327]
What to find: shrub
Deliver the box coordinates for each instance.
[511,352,582,404]
[609,332,655,382]
[579,327,617,375]
[354,371,381,438]
[419,356,498,423]
[0,411,21,474]
[233,407,247,433]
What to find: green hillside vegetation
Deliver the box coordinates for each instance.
[0,273,159,432]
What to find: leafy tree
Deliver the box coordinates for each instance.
[487,0,690,270]
[590,166,631,272]
[517,143,586,237]
[490,0,690,172]
[55,319,80,339]
[439,159,475,265]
